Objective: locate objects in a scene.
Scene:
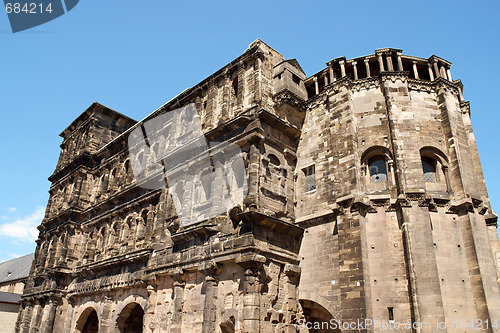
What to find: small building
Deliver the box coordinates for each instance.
[0,254,34,333]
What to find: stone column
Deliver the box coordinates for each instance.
[282,264,301,333]
[396,52,403,71]
[18,302,33,333]
[428,63,435,81]
[313,77,319,95]
[39,298,58,333]
[385,52,394,71]
[323,74,328,86]
[142,274,158,333]
[237,61,245,108]
[412,61,419,79]
[62,297,75,333]
[246,136,263,211]
[446,67,452,81]
[377,54,385,72]
[242,268,260,333]
[253,54,263,105]
[14,303,25,333]
[201,263,219,333]
[339,60,346,77]
[352,61,358,80]
[328,66,336,82]
[170,269,186,333]
[364,58,371,78]
[29,300,43,333]
[222,73,231,120]
[388,160,396,186]
[236,255,266,333]
[99,292,114,333]
[439,64,447,79]
[433,60,440,78]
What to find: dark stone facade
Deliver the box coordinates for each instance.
[15,40,500,333]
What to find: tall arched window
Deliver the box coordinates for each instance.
[368,156,388,183]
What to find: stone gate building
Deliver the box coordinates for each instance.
[16,40,500,333]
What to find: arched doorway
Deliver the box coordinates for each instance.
[117,302,144,333]
[76,308,99,333]
[300,299,340,333]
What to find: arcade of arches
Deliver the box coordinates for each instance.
[77,303,144,333]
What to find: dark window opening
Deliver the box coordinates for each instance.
[232,78,238,96]
[303,165,316,192]
[388,307,394,321]
[422,157,436,182]
[369,156,387,182]
[268,154,280,166]
[417,63,431,80]
[369,59,380,77]
[292,73,301,85]
[356,60,367,79]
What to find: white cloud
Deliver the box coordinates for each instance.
[0,206,44,242]
[7,207,17,212]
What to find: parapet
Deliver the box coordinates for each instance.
[305,48,455,99]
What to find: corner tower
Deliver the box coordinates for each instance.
[297,48,500,332]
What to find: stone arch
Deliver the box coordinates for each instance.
[74,306,101,333]
[419,146,449,189]
[107,222,118,247]
[112,295,147,333]
[360,145,393,164]
[121,217,131,242]
[419,146,448,166]
[299,294,340,333]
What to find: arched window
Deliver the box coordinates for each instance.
[361,146,393,189]
[419,147,449,191]
[368,156,388,183]
[421,157,436,183]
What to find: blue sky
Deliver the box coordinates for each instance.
[0,0,499,263]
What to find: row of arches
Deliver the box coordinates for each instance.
[36,206,160,269]
[49,157,135,216]
[76,300,145,333]
[82,210,153,262]
[75,298,336,333]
